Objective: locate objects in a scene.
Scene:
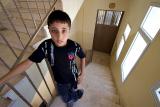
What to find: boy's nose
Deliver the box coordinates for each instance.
[57,32,63,40]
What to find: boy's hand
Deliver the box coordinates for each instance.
[77,73,84,84]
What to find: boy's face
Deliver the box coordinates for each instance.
[48,21,70,47]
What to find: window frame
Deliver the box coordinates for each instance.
[121,32,149,82]
[116,24,131,61]
[121,4,160,82]
[151,81,160,106]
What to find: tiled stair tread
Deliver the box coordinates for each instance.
[9,11,46,20]
[1,23,43,36]
[0,43,32,67]
[17,2,52,9]
[0,11,46,23]
[6,7,50,14]
[2,0,53,10]
[0,29,44,50]
[0,97,12,107]
[0,17,41,29]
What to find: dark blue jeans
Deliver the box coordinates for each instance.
[57,83,78,103]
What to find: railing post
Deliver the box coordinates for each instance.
[24,72,48,105]
[0,33,18,58]
[0,57,10,69]
[6,82,33,107]
[36,63,53,97]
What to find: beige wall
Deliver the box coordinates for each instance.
[110,0,160,107]
[70,0,129,49]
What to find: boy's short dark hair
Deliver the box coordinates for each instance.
[47,10,71,28]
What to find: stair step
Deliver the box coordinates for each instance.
[17,1,52,10]
[0,10,46,21]
[0,17,41,29]
[0,22,44,37]
[0,42,32,67]
[0,29,45,50]
[7,7,49,13]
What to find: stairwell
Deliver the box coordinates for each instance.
[0,0,122,107]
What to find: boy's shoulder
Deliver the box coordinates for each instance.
[67,39,80,47]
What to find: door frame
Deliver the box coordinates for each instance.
[91,9,124,60]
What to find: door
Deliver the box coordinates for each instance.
[93,10,124,54]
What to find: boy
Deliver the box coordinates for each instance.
[0,10,86,107]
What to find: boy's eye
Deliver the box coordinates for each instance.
[51,29,58,33]
[62,29,67,33]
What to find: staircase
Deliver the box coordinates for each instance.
[50,51,122,107]
[0,0,62,106]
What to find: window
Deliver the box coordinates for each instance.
[155,87,160,102]
[124,24,131,40]
[121,4,160,82]
[152,82,160,106]
[97,10,123,26]
[116,24,131,60]
[141,6,160,39]
[116,36,125,60]
[121,33,147,81]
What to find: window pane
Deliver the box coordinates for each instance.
[104,11,113,25]
[104,11,122,26]
[124,24,131,40]
[122,33,147,81]
[113,12,123,26]
[142,6,160,39]
[97,10,105,24]
[116,37,125,60]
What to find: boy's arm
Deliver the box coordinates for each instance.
[78,57,85,84]
[0,59,33,84]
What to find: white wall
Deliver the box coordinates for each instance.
[61,0,85,23]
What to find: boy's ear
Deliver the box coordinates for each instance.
[48,26,51,32]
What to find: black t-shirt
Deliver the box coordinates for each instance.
[28,39,85,84]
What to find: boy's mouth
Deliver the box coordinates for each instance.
[57,40,63,44]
